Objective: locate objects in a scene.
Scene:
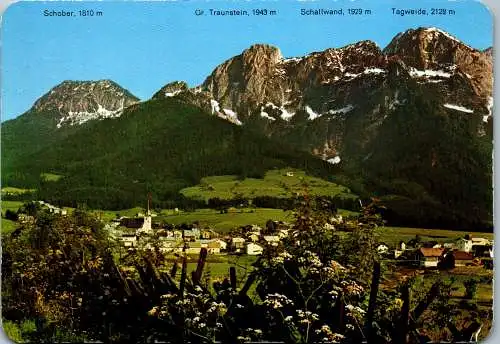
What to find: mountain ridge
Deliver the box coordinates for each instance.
[1,26,493,230]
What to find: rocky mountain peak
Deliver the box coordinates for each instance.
[32,79,139,128]
[383,27,492,98]
[152,26,491,156]
[384,27,472,68]
[152,81,189,100]
[243,44,283,63]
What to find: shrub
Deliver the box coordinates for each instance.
[463,278,479,299]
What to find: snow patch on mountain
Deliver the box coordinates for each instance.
[210,99,221,114]
[260,109,276,121]
[57,104,124,128]
[410,68,451,78]
[165,90,182,97]
[424,27,462,45]
[305,105,321,120]
[484,97,493,122]
[282,57,304,63]
[364,68,386,75]
[209,100,243,125]
[443,103,474,113]
[221,108,243,126]
[265,102,296,121]
[327,156,341,165]
[344,68,386,80]
[327,105,354,115]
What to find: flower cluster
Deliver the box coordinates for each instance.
[328,286,343,301]
[263,293,294,309]
[207,301,227,316]
[315,324,345,342]
[237,328,263,342]
[296,309,320,325]
[270,250,293,265]
[345,304,366,323]
[297,250,324,274]
[341,280,364,296]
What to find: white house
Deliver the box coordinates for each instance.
[185,242,202,255]
[263,235,280,246]
[394,249,404,259]
[214,239,227,251]
[278,229,289,239]
[417,248,444,268]
[455,238,473,253]
[122,234,137,248]
[248,233,260,242]
[231,237,246,253]
[377,244,389,254]
[247,243,264,255]
[471,237,491,247]
[206,241,221,254]
[324,223,336,231]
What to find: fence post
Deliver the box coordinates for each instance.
[192,248,208,285]
[412,282,440,320]
[230,267,237,290]
[179,255,187,298]
[395,283,410,344]
[170,258,178,278]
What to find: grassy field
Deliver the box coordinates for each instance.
[180,169,357,201]
[157,208,294,232]
[375,226,494,246]
[1,187,35,194]
[1,218,19,235]
[40,172,63,181]
[1,201,24,234]
[1,200,24,215]
[384,266,493,303]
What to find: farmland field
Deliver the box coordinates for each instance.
[1,187,35,194]
[1,218,18,235]
[157,208,294,232]
[180,169,357,201]
[40,172,63,181]
[375,226,494,246]
[1,201,24,215]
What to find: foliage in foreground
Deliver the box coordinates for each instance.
[1,200,491,343]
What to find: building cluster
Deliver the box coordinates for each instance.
[16,201,67,224]
[382,235,494,269]
[37,201,68,215]
[109,212,291,256]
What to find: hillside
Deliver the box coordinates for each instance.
[152,27,493,230]
[6,97,340,209]
[2,80,140,185]
[180,169,357,201]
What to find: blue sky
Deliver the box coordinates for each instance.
[1,0,493,120]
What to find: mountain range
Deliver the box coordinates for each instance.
[1,27,493,230]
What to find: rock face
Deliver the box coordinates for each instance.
[152,81,189,100]
[154,26,492,161]
[384,27,493,99]
[152,27,493,228]
[32,80,139,128]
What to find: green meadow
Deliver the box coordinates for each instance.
[180,169,357,201]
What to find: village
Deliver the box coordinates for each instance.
[104,204,494,271]
[13,200,494,271]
